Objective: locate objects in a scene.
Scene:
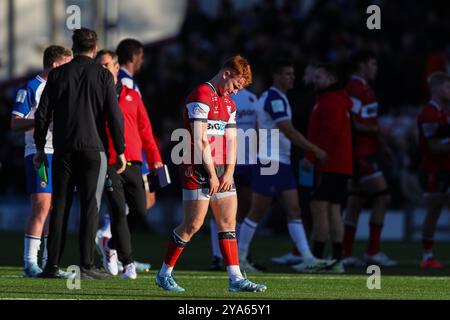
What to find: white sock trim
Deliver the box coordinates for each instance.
[287,220,314,261]
[227,265,244,283]
[159,263,173,277]
[24,235,41,266]
[243,218,258,229]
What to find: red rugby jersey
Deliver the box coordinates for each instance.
[417,100,450,172]
[183,82,237,166]
[346,75,379,159]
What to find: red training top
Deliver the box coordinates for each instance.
[107,85,162,167]
[306,89,353,176]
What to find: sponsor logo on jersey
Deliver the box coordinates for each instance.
[16,89,27,103]
[360,102,378,119]
[193,105,202,115]
[271,99,285,113]
[125,95,133,102]
[207,120,227,135]
[185,166,194,177]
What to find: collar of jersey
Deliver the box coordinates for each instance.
[269,85,288,100]
[36,75,47,83]
[351,74,368,85]
[429,99,443,111]
[120,67,134,78]
[205,82,219,96]
[74,55,94,63]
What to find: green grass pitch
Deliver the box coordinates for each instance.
[1,231,450,299]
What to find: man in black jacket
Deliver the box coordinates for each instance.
[34,28,126,279]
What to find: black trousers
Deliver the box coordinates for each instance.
[47,151,107,269]
[104,163,147,265]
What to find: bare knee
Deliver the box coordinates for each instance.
[374,193,391,207]
[216,216,235,231]
[179,221,203,239]
[247,208,264,224]
[31,199,51,225]
[286,206,302,221]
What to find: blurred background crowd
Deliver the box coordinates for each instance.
[1,0,449,236]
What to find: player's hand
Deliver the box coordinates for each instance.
[208,174,220,196]
[150,161,164,170]
[116,154,127,174]
[219,172,234,192]
[313,147,328,164]
[33,150,46,170]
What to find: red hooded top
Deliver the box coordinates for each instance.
[107,85,162,167]
[306,89,353,176]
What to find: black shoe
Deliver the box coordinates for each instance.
[209,256,224,271]
[38,265,75,279]
[80,267,112,280]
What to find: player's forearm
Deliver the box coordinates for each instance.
[225,129,237,175]
[10,118,34,132]
[203,141,217,177]
[224,148,236,176]
[33,108,51,151]
[291,130,319,153]
[194,138,216,178]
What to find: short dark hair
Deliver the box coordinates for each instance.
[116,39,144,65]
[270,59,294,76]
[43,45,72,68]
[72,28,98,54]
[350,50,376,72]
[95,49,118,64]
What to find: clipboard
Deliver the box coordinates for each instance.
[146,165,171,192]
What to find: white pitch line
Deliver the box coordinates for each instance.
[2,274,450,281]
[0,298,78,300]
[126,275,450,281]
